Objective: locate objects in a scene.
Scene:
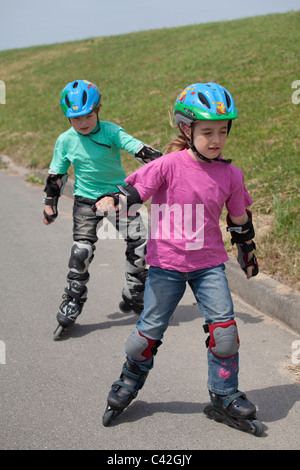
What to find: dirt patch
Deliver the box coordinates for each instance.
[286,364,300,384]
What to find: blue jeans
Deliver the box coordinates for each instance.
[128,264,239,395]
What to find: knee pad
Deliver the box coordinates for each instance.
[68,241,95,275]
[204,320,239,359]
[126,327,162,363]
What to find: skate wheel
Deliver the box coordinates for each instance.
[251,419,263,437]
[102,408,119,427]
[132,305,143,315]
[119,300,132,313]
[53,325,65,341]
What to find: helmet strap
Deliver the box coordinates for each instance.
[184,122,232,164]
[188,123,213,163]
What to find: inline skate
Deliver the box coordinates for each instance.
[204,390,263,436]
[53,280,87,340]
[102,359,148,426]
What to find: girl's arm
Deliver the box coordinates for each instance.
[227,211,258,279]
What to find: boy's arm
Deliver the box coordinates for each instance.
[93,184,142,216]
[116,128,163,164]
[43,135,71,225]
[42,172,68,224]
[227,210,259,279]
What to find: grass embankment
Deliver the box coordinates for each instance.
[0,11,299,288]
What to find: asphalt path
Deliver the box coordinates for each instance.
[0,169,299,452]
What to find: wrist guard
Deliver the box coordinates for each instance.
[43,196,59,222]
[237,244,259,276]
[227,209,258,276]
[135,144,163,164]
[43,172,68,221]
[92,184,142,215]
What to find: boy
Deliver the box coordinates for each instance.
[43,79,162,339]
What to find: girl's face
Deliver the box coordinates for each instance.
[183,120,229,161]
[69,111,98,135]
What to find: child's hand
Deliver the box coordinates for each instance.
[95,196,118,215]
[42,204,55,225]
[245,253,255,279]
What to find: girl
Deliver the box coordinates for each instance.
[96,82,262,435]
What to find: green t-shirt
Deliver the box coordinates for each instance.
[50,121,143,199]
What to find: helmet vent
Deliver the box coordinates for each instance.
[65,94,71,108]
[198,93,211,109]
[82,90,87,106]
[224,92,231,108]
[73,81,78,88]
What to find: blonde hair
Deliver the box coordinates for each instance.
[164,110,189,154]
[165,132,189,154]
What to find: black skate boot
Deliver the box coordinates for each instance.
[102,358,149,426]
[53,280,87,340]
[204,390,263,436]
[119,270,148,315]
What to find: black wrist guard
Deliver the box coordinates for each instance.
[226,209,255,245]
[135,144,163,164]
[43,197,59,222]
[43,173,67,222]
[227,210,258,277]
[92,185,142,214]
[237,244,259,276]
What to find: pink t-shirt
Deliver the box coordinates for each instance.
[126,149,252,271]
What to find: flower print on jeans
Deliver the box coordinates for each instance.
[218,358,238,380]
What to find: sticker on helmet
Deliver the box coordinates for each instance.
[178,86,195,103]
[212,101,227,115]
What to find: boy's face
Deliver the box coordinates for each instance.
[183,120,229,161]
[69,111,98,135]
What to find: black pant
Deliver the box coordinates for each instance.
[71,196,147,275]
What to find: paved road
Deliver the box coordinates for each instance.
[0,169,299,451]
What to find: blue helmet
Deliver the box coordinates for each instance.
[174,82,238,125]
[60,80,101,117]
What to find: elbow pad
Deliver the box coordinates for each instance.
[44,172,68,197]
[116,184,143,207]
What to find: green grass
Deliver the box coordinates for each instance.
[0,11,299,287]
